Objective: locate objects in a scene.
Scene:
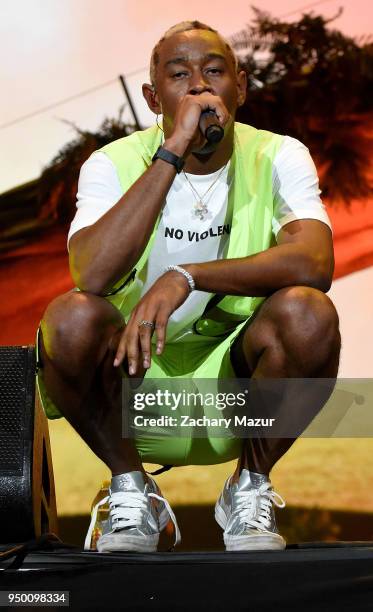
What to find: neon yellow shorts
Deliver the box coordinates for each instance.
[36,321,247,466]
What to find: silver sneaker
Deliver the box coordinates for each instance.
[215,469,286,551]
[85,471,180,553]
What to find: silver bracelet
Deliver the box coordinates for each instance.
[165,265,195,292]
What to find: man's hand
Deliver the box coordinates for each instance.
[113,271,191,375]
[165,92,232,157]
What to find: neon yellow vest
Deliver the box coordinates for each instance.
[99,122,283,332]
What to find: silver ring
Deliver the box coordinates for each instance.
[138,320,155,329]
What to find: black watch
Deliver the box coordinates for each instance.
[152,146,185,173]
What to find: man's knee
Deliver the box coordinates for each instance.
[261,285,340,354]
[41,291,124,362]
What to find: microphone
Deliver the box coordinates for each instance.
[199,110,224,144]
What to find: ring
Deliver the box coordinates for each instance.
[138,320,155,329]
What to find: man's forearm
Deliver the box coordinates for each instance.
[69,137,186,294]
[182,243,333,297]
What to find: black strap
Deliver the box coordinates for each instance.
[152,146,185,173]
[146,465,173,476]
[102,268,137,297]
[200,293,224,315]
[0,533,77,570]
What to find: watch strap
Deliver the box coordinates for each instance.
[152,146,185,173]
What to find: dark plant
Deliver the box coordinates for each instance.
[232,7,373,204]
[38,108,135,225]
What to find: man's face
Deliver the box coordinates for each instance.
[152,29,246,138]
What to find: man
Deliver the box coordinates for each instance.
[38,21,340,553]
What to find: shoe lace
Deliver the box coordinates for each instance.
[149,492,181,546]
[234,482,285,531]
[84,491,180,550]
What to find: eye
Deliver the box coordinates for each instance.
[172,71,188,79]
[206,68,223,75]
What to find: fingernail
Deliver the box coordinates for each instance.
[156,345,162,354]
[113,358,119,367]
[129,365,135,375]
[143,360,150,368]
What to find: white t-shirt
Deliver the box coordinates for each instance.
[68,135,332,342]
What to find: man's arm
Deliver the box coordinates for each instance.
[180,219,334,296]
[68,139,183,295]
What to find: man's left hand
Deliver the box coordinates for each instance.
[113,270,191,374]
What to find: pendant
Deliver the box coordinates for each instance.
[193,200,209,221]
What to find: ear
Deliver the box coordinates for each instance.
[236,70,247,107]
[142,83,162,115]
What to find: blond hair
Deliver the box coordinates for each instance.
[150,20,238,86]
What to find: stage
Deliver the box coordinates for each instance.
[1,541,373,610]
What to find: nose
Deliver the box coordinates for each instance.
[188,71,213,96]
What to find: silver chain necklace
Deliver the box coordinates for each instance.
[183,163,228,221]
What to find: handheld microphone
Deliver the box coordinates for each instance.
[199,110,224,144]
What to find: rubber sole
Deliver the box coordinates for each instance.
[224,533,286,551]
[97,532,159,553]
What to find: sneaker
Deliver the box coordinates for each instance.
[85,471,180,553]
[215,468,286,551]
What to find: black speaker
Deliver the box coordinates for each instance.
[0,345,57,543]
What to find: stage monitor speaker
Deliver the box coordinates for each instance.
[0,345,57,543]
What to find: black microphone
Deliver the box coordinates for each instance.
[199,110,224,144]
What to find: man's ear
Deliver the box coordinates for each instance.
[142,83,162,115]
[236,70,247,107]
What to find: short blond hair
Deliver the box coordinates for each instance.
[150,20,238,86]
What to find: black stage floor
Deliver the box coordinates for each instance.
[1,542,373,610]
